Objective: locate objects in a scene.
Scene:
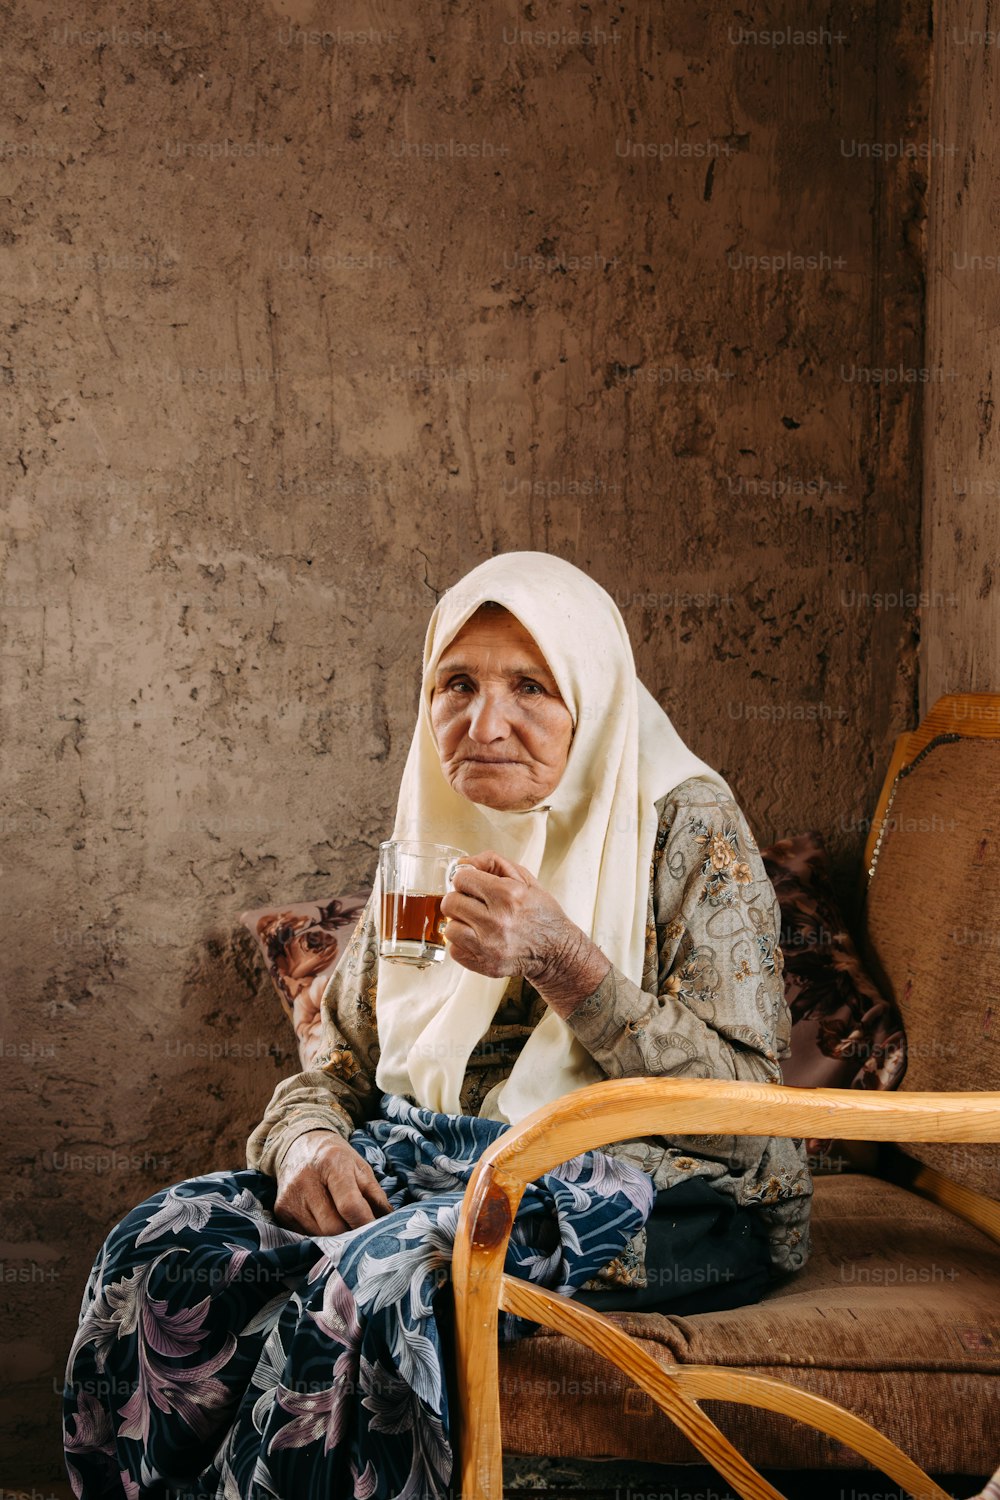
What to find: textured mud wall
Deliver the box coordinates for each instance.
[1,0,927,1480]
[921,3,1000,710]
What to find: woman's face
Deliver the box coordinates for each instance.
[429,606,574,811]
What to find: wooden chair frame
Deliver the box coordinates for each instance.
[451,693,1000,1499]
[452,1079,1000,1499]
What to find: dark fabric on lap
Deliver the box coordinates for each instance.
[62,1096,654,1500]
[573,1179,773,1315]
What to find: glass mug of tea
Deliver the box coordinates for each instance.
[378,840,467,966]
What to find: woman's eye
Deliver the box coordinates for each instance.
[447,679,474,694]
[518,680,544,696]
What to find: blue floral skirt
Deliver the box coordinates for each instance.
[62,1095,654,1500]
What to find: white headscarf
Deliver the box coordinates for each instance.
[373,551,733,1124]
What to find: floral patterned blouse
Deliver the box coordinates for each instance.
[246,776,813,1275]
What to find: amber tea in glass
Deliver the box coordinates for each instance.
[378,841,466,966]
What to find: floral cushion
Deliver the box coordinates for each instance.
[240,895,368,1069]
[761,831,906,1092]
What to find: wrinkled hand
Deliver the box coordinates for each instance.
[273,1129,392,1236]
[439,850,610,1017]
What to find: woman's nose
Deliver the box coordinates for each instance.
[466,691,511,742]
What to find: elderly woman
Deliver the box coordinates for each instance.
[63,552,810,1500]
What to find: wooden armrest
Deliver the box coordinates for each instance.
[454,1075,1000,1322]
[463,1076,1000,1196]
[453,1078,1000,1338]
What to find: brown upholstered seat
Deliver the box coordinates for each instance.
[499,1172,1000,1471]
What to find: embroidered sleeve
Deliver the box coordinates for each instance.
[566,779,789,1085]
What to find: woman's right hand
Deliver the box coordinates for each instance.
[273,1129,393,1236]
